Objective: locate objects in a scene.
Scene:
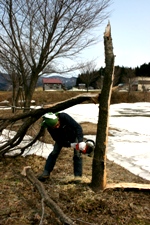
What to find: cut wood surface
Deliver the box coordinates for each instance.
[106,182,150,191]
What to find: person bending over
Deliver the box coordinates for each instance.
[38,112,86,182]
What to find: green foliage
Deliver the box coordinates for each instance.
[135,63,150,77]
[76,62,150,89]
[76,69,101,89]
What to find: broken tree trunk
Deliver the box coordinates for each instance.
[91,21,115,191]
[21,167,76,225]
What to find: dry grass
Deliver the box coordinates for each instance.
[0,147,150,225]
[1,90,150,106]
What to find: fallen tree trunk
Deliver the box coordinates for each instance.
[0,93,99,156]
[0,93,100,122]
[1,89,122,156]
[21,166,76,225]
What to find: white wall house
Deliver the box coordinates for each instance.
[131,77,150,91]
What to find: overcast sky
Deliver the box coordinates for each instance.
[80,0,150,70]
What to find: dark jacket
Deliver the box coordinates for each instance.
[46,112,83,147]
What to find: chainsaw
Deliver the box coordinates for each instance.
[72,139,95,157]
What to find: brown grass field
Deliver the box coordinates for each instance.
[0,89,150,105]
[0,90,150,225]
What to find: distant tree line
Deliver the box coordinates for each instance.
[135,63,150,77]
[76,62,150,89]
[76,69,101,91]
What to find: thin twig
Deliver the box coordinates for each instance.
[39,198,45,225]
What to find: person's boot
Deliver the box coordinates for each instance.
[74,176,82,184]
[38,170,50,182]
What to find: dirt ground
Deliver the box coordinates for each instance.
[0,91,150,225]
[0,122,150,225]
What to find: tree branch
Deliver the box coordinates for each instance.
[21,167,76,225]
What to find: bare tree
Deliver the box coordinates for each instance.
[0,53,24,112]
[0,0,111,111]
[78,61,99,91]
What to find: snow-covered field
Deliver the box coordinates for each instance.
[1,102,150,181]
[63,102,150,181]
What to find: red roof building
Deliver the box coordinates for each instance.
[42,78,63,91]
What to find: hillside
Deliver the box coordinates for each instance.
[0,73,11,90]
[0,73,77,91]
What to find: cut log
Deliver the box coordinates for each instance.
[105,183,150,191]
[21,167,75,225]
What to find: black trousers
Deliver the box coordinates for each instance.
[44,142,82,177]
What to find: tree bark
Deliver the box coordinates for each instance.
[91,22,115,191]
[21,167,76,225]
